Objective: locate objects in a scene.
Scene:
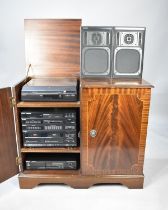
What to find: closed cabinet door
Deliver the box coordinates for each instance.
[81,88,151,175]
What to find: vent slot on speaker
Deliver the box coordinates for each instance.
[83,32,87,45]
[139,33,142,46]
[116,32,120,45]
[107,32,110,45]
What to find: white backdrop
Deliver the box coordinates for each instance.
[0,1,168,209]
[0,0,168,123]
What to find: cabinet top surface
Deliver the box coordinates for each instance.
[80,78,154,88]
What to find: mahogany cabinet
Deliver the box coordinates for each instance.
[0,19,153,189]
[0,78,153,189]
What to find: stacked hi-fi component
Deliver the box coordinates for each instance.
[21,108,77,147]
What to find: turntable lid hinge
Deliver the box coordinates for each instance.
[10,97,16,108]
[16,157,22,166]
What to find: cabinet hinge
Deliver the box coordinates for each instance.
[10,97,16,108]
[16,157,22,166]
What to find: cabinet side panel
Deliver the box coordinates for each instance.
[0,88,18,182]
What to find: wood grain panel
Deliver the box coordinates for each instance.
[17,101,80,108]
[21,147,80,153]
[115,95,143,171]
[19,173,144,189]
[23,170,80,175]
[81,87,151,175]
[81,78,154,88]
[0,88,18,182]
[25,19,81,77]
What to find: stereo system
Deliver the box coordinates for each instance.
[20,25,145,172]
[81,26,146,78]
[25,154,79,170]
[21,109,78,147]
[21,78,78,102]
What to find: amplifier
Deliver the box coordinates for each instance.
[25,154,78,170]
[21,109,78,147]
[23,131,77,147]
[22,124,76,131]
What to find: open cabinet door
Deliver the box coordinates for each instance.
[0,87,18,183]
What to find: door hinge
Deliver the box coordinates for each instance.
[16,157,22,166]
[10,97,16,108]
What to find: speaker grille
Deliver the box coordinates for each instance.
[115,49,140,74]
[82,48,110,75]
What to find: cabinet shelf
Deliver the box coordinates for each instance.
[22,169,80,175]
[17,101,80,108]
[21,147,80,153]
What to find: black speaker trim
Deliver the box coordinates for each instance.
[81,26,145,79]
[112,27,145,79]
[81,26,113,78]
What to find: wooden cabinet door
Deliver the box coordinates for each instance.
[0,88,18,182]
[81,88,151,175]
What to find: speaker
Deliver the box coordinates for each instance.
[112,27,146,78]
[81,27,112,77]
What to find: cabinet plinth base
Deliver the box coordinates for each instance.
[18,173,144,189]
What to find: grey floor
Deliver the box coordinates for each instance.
[0,123,168,210]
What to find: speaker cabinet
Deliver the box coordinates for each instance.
[112,27,146,78]
[81,27,112,77]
